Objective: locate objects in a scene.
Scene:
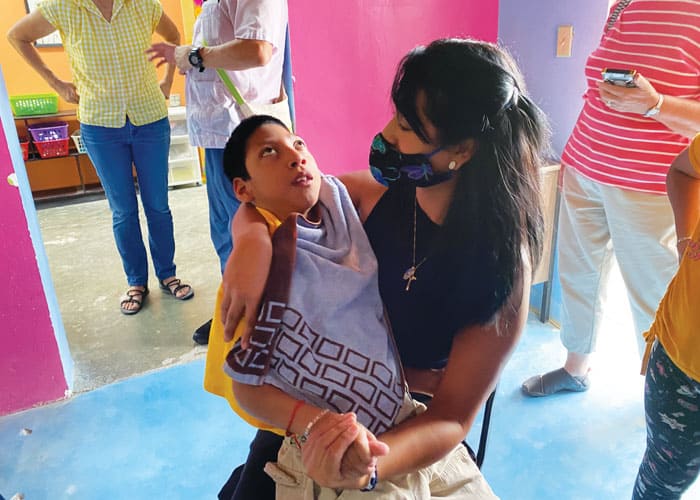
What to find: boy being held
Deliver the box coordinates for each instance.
[206,115,478,499]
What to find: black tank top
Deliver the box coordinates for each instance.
[364,184,463,370]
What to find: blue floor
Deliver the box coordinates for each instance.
[2,315,699,499]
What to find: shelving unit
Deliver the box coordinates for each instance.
[167,106,201,187]
[14,110,100,201]
[14,107,203,200]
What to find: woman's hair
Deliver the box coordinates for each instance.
[223,114,290,182]
[392,38,551,326]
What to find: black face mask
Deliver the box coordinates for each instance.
[369,133,455,188]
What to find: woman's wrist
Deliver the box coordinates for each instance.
[360,465,378,491]
[286,405,329,441]
[298,409,329,444]
[643,93,664,118]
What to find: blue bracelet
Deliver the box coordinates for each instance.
[360,465,378,492]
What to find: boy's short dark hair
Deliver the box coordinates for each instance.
[223,115,290,182]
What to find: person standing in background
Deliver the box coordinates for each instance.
[631,138,700,500]
[147,0,288,345]
[523,0,700,397]
[8,0,194,315]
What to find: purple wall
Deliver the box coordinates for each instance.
[498,0,610,322]
[288,0,499,175]
[498,0,609,155]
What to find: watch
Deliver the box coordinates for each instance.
[643,93,664,118]
[360,465,378,492]
[188,47,205,72]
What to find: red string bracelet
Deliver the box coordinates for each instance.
[285,400,305,437]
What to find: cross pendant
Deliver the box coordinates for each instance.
[403,266,417,291]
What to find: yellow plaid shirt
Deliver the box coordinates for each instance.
[39,0,168,127]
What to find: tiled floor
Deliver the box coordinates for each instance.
[2,189,699,499]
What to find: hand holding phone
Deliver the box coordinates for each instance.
[602,68,637,88]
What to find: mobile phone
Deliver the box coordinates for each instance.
[601,68,637,87]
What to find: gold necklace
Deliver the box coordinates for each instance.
[403,195,427,292]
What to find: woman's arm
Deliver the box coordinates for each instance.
[148,38,274,75]
[667,145,700,258]
[232,381,388,475]
[338,170,386,221]
[189,39,272,71]
[303,249,532,487]
[7,11,79,104]
[153,12,181,98]
[598,74,700,138]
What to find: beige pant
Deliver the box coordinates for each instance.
[558,168,678,356]
[264,398,498,499]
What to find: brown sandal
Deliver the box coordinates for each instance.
[120,286,149,315]
[159,278,194,301]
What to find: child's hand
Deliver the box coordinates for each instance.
[221,205,272,345]
[340,425,389,478]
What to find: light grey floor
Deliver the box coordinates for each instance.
[36,185,220,393]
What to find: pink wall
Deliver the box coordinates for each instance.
[0,73,67,415]
[0,2,499,414]
[288,0,499,175]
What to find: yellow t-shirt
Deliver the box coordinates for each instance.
[203,208,285,436]
[644,133,700,382]
[38,0,168,127]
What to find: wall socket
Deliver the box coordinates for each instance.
[169,93,181,107]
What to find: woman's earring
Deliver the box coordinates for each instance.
[448,160,457,171]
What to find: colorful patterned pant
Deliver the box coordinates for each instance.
[632,343,700,499]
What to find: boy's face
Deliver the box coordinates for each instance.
[234,123,322,220]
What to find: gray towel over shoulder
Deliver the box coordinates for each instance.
[225,175,405,435]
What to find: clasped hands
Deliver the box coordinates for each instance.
[598,72,660,115]
[300,411,390,489]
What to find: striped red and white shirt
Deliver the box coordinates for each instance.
[561,0,700,194]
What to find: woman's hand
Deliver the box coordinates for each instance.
[597,72,660,115]
[677,237,691,263]
[340,427,390,478]
[147,42,190,75]
[174,44,194,74]
[52,79,79,104]
[146,42,176,68]
[300,413,389,489]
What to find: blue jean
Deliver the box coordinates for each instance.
[204,148,240,274]
[81,117,176,286]
[633,343,700,499]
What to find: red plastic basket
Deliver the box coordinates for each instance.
[28,121,68,142]
[19,139,29,160]
[34,138,70,158]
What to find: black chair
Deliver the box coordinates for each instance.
[474,388,497,469]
